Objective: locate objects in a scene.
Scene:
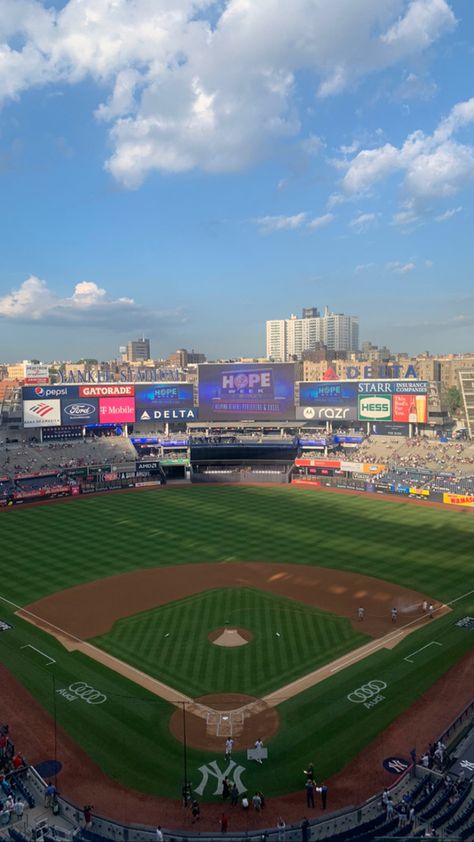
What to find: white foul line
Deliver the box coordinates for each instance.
[0,593,85,645]
[20,644,56,666]
[447,589,474,606]
[404,641,442,664]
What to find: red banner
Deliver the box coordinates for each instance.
[79,384,135,398]
[295,459,341,468]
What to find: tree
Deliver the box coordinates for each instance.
[446,386,462,416]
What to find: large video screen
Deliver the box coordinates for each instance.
[135,383,197,421]
[297,381,358,421]
[198,363,296,421]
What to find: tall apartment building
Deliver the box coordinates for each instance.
[458,370,474,438]
[266,307,358,361]
[126,337,151,362]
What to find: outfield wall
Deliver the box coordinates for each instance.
[292,476,446,504]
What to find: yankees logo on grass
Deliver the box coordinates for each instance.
[194,760,246,797]
[347,680,387,709]
[56,682,107,705]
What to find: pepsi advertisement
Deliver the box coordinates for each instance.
[198,363,296,420]
[134,382,197,421]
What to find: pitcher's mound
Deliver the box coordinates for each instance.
[208,627,253,647]
[169,693,279,752]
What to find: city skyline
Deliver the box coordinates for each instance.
[0,1,473,360]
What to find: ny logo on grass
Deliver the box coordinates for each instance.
[194,760,246,796]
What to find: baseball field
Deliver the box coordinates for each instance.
[1,484,473,803]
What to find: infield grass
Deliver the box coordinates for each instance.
[92,587,369,696]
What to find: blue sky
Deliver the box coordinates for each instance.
[0,0,473,362]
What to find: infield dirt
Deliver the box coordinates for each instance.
[17,561,449,751]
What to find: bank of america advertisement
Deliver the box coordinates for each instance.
[198,363,296,420]
[23,399,61,427]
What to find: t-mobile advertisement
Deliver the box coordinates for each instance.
[99,397,136,423]
[198,363,296,420]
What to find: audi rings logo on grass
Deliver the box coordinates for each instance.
[56,682,107,705]
[347,680,387,710]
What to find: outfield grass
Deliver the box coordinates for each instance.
[0,486,473,800]
[92,587,369,696]
[3,486,473,605]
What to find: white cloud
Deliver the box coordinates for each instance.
[307,212,334,230]
[256,212,307,233]
[435,205,462,221]
[349,211,377,232]
[256,211,334,233]
[354,262,377,274]
[0,0,458,187]
[380,0,456,50]
[342,95,474,211]
[386,261,416,274]
[392,202,420,226]
[0,275,166,327]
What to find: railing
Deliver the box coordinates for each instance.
[437,698,474,747]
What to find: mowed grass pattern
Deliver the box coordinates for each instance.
[3,485,474,608]
[92,588,369,696]
[0,487,473,799]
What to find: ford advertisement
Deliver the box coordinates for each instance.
[198,363,296,420]
[61,398,99,425]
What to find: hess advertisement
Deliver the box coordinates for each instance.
[135,383,197,421]
[198,363,296,420]
[297,381,428,424]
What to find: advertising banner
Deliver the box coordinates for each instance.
[61,397,99,425]
[198,363,296,420]
[409,487,430,496]
[297,381,357,421]
[24,364,50,385]
[392,394,427,423]
[443,493,474,507]
[295,458,341,468]
[135,382,197,421]
[296,405,357,421]
[362,463,386,474]
[23,399,61,427]
[340,461,364,473]
[99,397,135,423]
[79,384,135,398]
[358,395,392,421]
[298,382,358,405]
[22,385,73,400]
[357,380,428,395]
[136,461,161,472]
[369,422,410,436]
